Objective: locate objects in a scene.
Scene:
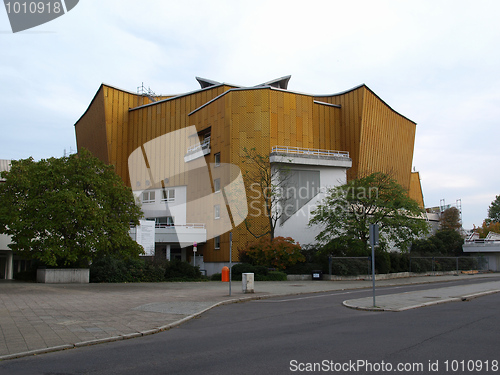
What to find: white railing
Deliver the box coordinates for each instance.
[155,223,206,229]
[186,137,211,154]
[271,146,349,158]
[465,239,500,244]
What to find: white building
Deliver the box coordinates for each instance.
[463,232,500,271]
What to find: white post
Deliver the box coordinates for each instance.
[6,252,13,280]
[193,242,197,267]
[166,244,171,261]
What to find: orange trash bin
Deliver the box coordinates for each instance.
[221,266,230,282]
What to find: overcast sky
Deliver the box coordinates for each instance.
[1,0,499,229]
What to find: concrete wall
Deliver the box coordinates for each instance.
[37,269,89,283]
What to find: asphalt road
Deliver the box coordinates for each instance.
[1,280,499,375]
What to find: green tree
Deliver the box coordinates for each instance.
[487,195,500,224]
[0,149,143,267]
[411,229,464,256]
[440,206,462,231]
[309,172,429,252]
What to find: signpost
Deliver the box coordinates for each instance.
[229,232,232,296]
[369,224,379,307]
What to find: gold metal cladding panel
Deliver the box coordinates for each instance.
[359,89,416,191]
[101,86,146,185]
[314,86,366,181]
[409,172,425,208]
[75,87,109,164]
[227,90,272,256]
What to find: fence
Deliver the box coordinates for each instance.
[327,255,488,277]
[409,256,488,274]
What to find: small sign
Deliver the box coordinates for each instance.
[136,220,155,256]
[369,224,379,246]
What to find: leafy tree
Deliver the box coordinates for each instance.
[239,236,305,270]
[241,147,291,240]
[0,149,143,267]
[487,195,500,224]
[411,229,464,256]
[440,206,461,231]
[475,220,500,238]
[309,172,429,252]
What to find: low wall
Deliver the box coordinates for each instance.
[287,271,460,282]
[37,268,89,283]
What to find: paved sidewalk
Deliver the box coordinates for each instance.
[343,279,500,311]
[0,273,499,361]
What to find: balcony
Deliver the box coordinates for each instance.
[270,145,352,168]
[184,137,211,163]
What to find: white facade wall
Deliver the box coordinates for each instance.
[274,165,348,246]
[271,152,352,246]
[136,185,188,225]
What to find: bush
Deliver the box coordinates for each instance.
[260,271,287,281]
[231,263,269,281]
[90,256,135,283]
[90,256,203,283]
[164,259,202,281]
[239,236,305,270]
[210,273,222,281]
[285,262,323,275]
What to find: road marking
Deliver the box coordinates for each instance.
[253,290,367,303]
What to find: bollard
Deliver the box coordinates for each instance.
[221,266,230,282]
[242,273,254,293]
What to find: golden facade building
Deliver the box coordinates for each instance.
[75,76,424,273]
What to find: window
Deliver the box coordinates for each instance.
[214,236,220,249]
[161,188,175,202]
[214,204,220,219]
[142,191,155,203]
[214,178,221,193]
[214,152,221,167]
[150,217,174,227]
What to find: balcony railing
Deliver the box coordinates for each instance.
[185,137,211,162]
[271,146,349,158]
[186,137,211,155]
[155,223,206,229]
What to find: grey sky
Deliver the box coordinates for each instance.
[1,0,499,229]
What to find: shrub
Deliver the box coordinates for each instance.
[164,259,202,281]
[90,256,204,283]
[239,236,305,270]
[260,271,287,281]
[210,273,222,281]
[231,263,269,281]
[90,256,133,283]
